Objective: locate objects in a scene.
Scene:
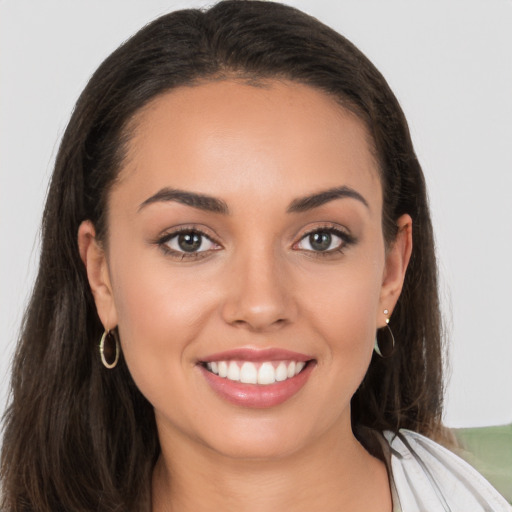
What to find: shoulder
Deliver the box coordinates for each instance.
[382,429,512,512]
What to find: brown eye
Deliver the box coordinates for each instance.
[308,232,333,251]
[164,230,218,254]
[177,232,202,252]
[296,228,347,253]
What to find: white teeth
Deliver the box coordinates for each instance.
[227,361,240,381]
[295,361,305,375]
[275,362,288,382]
[218,361,228,378]
[205,359,308,385]
[258,362,276,385]
[240,362,258,384]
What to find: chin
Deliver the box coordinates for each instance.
[195,407,339,462]
[207,429,306,461]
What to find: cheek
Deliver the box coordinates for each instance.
[297,250,384,387]
[318,289,379,379]
[321,283,380,351]
[109,235,218,331]
[106,246,218,398]
[301,253,383,336]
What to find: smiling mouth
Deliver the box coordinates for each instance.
[201,360,310,385]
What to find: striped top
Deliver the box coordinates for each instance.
[376,429,511,512]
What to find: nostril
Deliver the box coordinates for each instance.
[229,317,288,331]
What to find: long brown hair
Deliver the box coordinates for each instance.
[1,1,445,510]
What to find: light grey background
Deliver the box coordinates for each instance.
[1,0,511,428]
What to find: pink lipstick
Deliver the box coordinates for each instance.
[198,348,315,408]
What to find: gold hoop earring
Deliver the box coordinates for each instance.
[374,310,396,358]
[99,329,120,369]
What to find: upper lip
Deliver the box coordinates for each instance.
[199,347,313,363]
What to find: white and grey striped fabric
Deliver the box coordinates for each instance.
[380,430,511,512]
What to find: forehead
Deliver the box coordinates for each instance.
[116,79,381,209]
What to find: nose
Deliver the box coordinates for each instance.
[221,247,297,332]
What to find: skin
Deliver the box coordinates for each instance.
[79,80,412,511]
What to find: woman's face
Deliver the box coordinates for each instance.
[81,80,411,460]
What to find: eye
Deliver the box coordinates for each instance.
[159,229,220,257]
[295,227,352,253]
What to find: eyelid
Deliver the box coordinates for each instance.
[156,224,221,242]
[292,224,356,253]
[155,225,222,259]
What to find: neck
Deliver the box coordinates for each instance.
[151,421,391,512]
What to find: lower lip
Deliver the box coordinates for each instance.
[199,362,315,408]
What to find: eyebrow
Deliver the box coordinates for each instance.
[287,186,369,213]
[138,184,368,215]
[138,188,229,214]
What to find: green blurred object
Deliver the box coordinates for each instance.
[453,424,512,504]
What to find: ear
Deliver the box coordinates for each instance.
[78,220,118,330]
[378,214,413,326]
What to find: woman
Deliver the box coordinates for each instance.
[1,1,510,510]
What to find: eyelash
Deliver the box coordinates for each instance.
[155,225,356,261]
[293,225,356,257]
[156,226,221,261]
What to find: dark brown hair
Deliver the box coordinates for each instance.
[1,1,444,510]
